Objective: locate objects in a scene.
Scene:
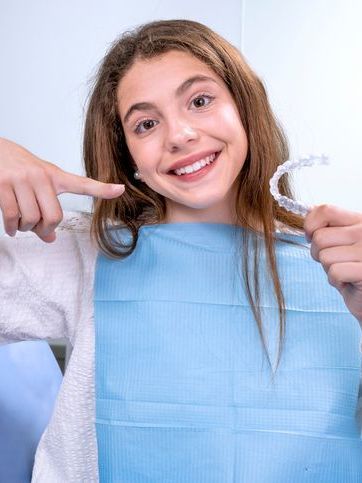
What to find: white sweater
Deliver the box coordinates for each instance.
[1,211,361,482]
[0,211,99,482]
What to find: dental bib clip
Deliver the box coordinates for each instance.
[269,154,329,216]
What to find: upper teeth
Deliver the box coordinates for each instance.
[173,153,217,176]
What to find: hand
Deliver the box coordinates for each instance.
[0,138,125,243]
[304,204,362,325]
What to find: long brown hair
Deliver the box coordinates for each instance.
[83,19,304,369]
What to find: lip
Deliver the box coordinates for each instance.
[169,151,220,182]
[167,150,220,173]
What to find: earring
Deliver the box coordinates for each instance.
[134,170,141,180]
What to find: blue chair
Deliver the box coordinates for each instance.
[0,341,62,482]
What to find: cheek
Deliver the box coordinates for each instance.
[215,104,247,141]
[126,137,160,175]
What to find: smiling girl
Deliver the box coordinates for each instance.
[117,49,248,224]
[1,19,362,483]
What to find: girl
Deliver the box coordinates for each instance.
[1,19,362,482]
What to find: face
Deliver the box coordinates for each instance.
[117,50,248,224]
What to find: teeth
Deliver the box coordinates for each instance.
[174,153,217,176]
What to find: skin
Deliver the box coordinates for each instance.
[0,138,125,242]
[304,205,362,324]
[117,50,248,224]
[0,52,361,325]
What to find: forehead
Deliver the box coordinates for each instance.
[117,50,221,112]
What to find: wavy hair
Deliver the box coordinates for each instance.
[83,19,304,369]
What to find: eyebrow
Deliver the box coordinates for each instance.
[122,75,218,125]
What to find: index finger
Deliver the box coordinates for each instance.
[53,170,125,199]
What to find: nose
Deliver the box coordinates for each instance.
[165,118,199,151]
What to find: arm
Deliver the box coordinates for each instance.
[0,211,95,344]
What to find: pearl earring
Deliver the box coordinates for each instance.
[134,170,141,180]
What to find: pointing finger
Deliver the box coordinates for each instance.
[53,170,125,199]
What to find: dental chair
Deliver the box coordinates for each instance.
[0,341,62,482]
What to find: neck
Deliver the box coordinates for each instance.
[163,201,263,231]
[164,195,238,226]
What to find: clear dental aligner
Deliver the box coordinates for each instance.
[269,154,329,216]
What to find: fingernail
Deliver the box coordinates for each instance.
[112,185,125,193]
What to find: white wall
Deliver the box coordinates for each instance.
[243,0,362,210]
[0,0,243,233]
[0,0,361,236]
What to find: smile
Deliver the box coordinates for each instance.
[173,152,217,176]
[167,151,221,183]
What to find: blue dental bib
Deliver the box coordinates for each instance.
[94,223,362,482]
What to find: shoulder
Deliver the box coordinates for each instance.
[270,229,350,313]
[1,210,98,275]
[1,210,93,240]
[55,210,93,234]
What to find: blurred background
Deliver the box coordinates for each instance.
[0,0,361,367]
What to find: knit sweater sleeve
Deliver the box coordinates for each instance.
[0,210,97,345]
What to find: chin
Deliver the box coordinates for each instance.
[175,198,217,210]
[189,195,227,210]
[166,190,228,211]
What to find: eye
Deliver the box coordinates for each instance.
[191,94,214,109]
[134,119,158,134]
